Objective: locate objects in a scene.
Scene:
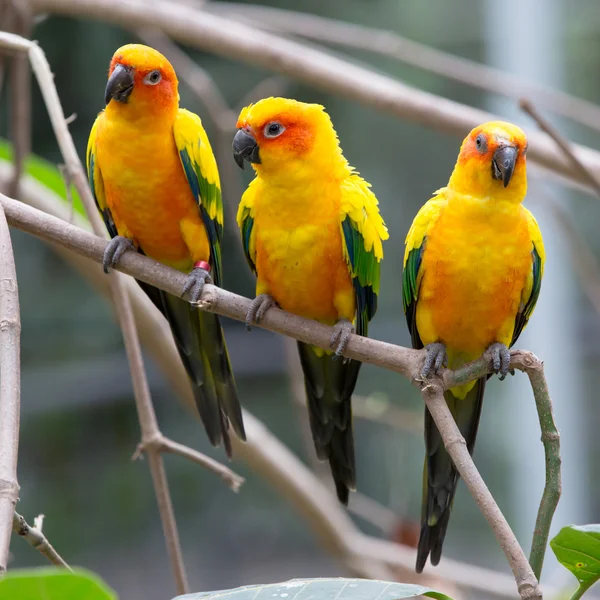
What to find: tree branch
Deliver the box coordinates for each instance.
[208,2,600,134]
[0,190,551,599]
[12,512,71,570]
[1,165,556,599]
[0,203,21,572]
[420,379,539,599]
[26,0,600,196]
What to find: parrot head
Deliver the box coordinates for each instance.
[104,44,179,116]
[232,97,344,176]
[449,121,528,200]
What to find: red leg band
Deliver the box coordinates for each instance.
[193,261,211,272]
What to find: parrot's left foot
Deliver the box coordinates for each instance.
[421,342,447,378]
[245,293,277,331]
[487,342,513,380]
[330,318,355,360]
[103,236,134,274]
[182,261,213,303]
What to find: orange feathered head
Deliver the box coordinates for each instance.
[449,121,528,200]
[104,44,179,116]
[232,97,344,175]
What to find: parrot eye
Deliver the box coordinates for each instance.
[144,70,162,86]
[264,122,285,138]
[475,134,488,153]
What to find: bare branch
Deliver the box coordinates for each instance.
[420,380,540,600]
[25,0,600,195]
[0,191,551,598]
[8,1,31,199]
[522,357,561,580]
[1,168,559,599]
[1,30,193,593]
[0,203,20,572]
[520,98,600,196]
[209,2,600,134]
[12,512,71,570]
[134,434,245,493]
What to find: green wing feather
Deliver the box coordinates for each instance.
[174,108,224,286]
[339,175,388,336]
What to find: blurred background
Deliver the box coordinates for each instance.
[1,0,600,598]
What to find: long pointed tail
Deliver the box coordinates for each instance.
[416,377,486,572]
[139,281,245,455]
[297,341,360,504]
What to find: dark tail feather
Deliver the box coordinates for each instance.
[416,377,486,572]
[138,281,245,454]
[297,341,360,505]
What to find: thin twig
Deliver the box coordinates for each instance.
[7,0,31,199]
[0,190,549,599]
[420,381,540,600]
[25,0,600,196]
[522,357,561,580]
[12,512,71,570]
[209,2,600,134]
[134,434,245,493]
[5,31,191,594]
[1,169,561,599]
[0,203,21,572]
[520,98,600,196]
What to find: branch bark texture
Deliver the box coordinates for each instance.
[1,167,560,599]
[0,190,557,599]
[0,203,20,572]
[26,0,600,194]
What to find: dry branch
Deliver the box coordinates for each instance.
[12,512,71,570]
[0,165,553,599]
[0,203,20,572]
[27,0,600,195]
[0,190,555,599]
[209,2,600,134]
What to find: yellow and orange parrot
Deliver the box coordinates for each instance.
[86,44,245,455]
[232,97,388,504]
[402,121,545,571]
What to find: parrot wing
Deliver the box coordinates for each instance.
[236,182,258,276]
[402,191,447,349]
[174,108,224,286]
[511,208,545,346]
[87,114,118,239]
[339,174,388,336]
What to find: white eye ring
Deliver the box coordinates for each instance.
[264,122,285,138]
[144,70,162,85]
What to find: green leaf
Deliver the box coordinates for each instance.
[551,525,600,599]
[173,578,454,600]
[0,567,117,600]
[0,139,87,219]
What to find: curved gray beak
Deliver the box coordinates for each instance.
[233,129,261,170]
[105,64,134,105]
[492,145,518,188]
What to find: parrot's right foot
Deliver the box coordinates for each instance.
[103,236,134,274]
[421,342,447,378]
[245,294,277,331]
[487,342,512,380]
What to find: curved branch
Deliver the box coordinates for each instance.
[25,0,600,194]
[0,203,20,572]
[1,167,558,598]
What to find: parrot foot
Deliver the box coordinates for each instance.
[330,318,355,361]
[245,294,277,331]
[487,342,513,380]
[103,236,134,274]
[182,261,213,303]
[421,342,447,378]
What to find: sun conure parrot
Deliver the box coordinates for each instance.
[402,121,545,571]
[86,44,245,455]
[232,97,388,504]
